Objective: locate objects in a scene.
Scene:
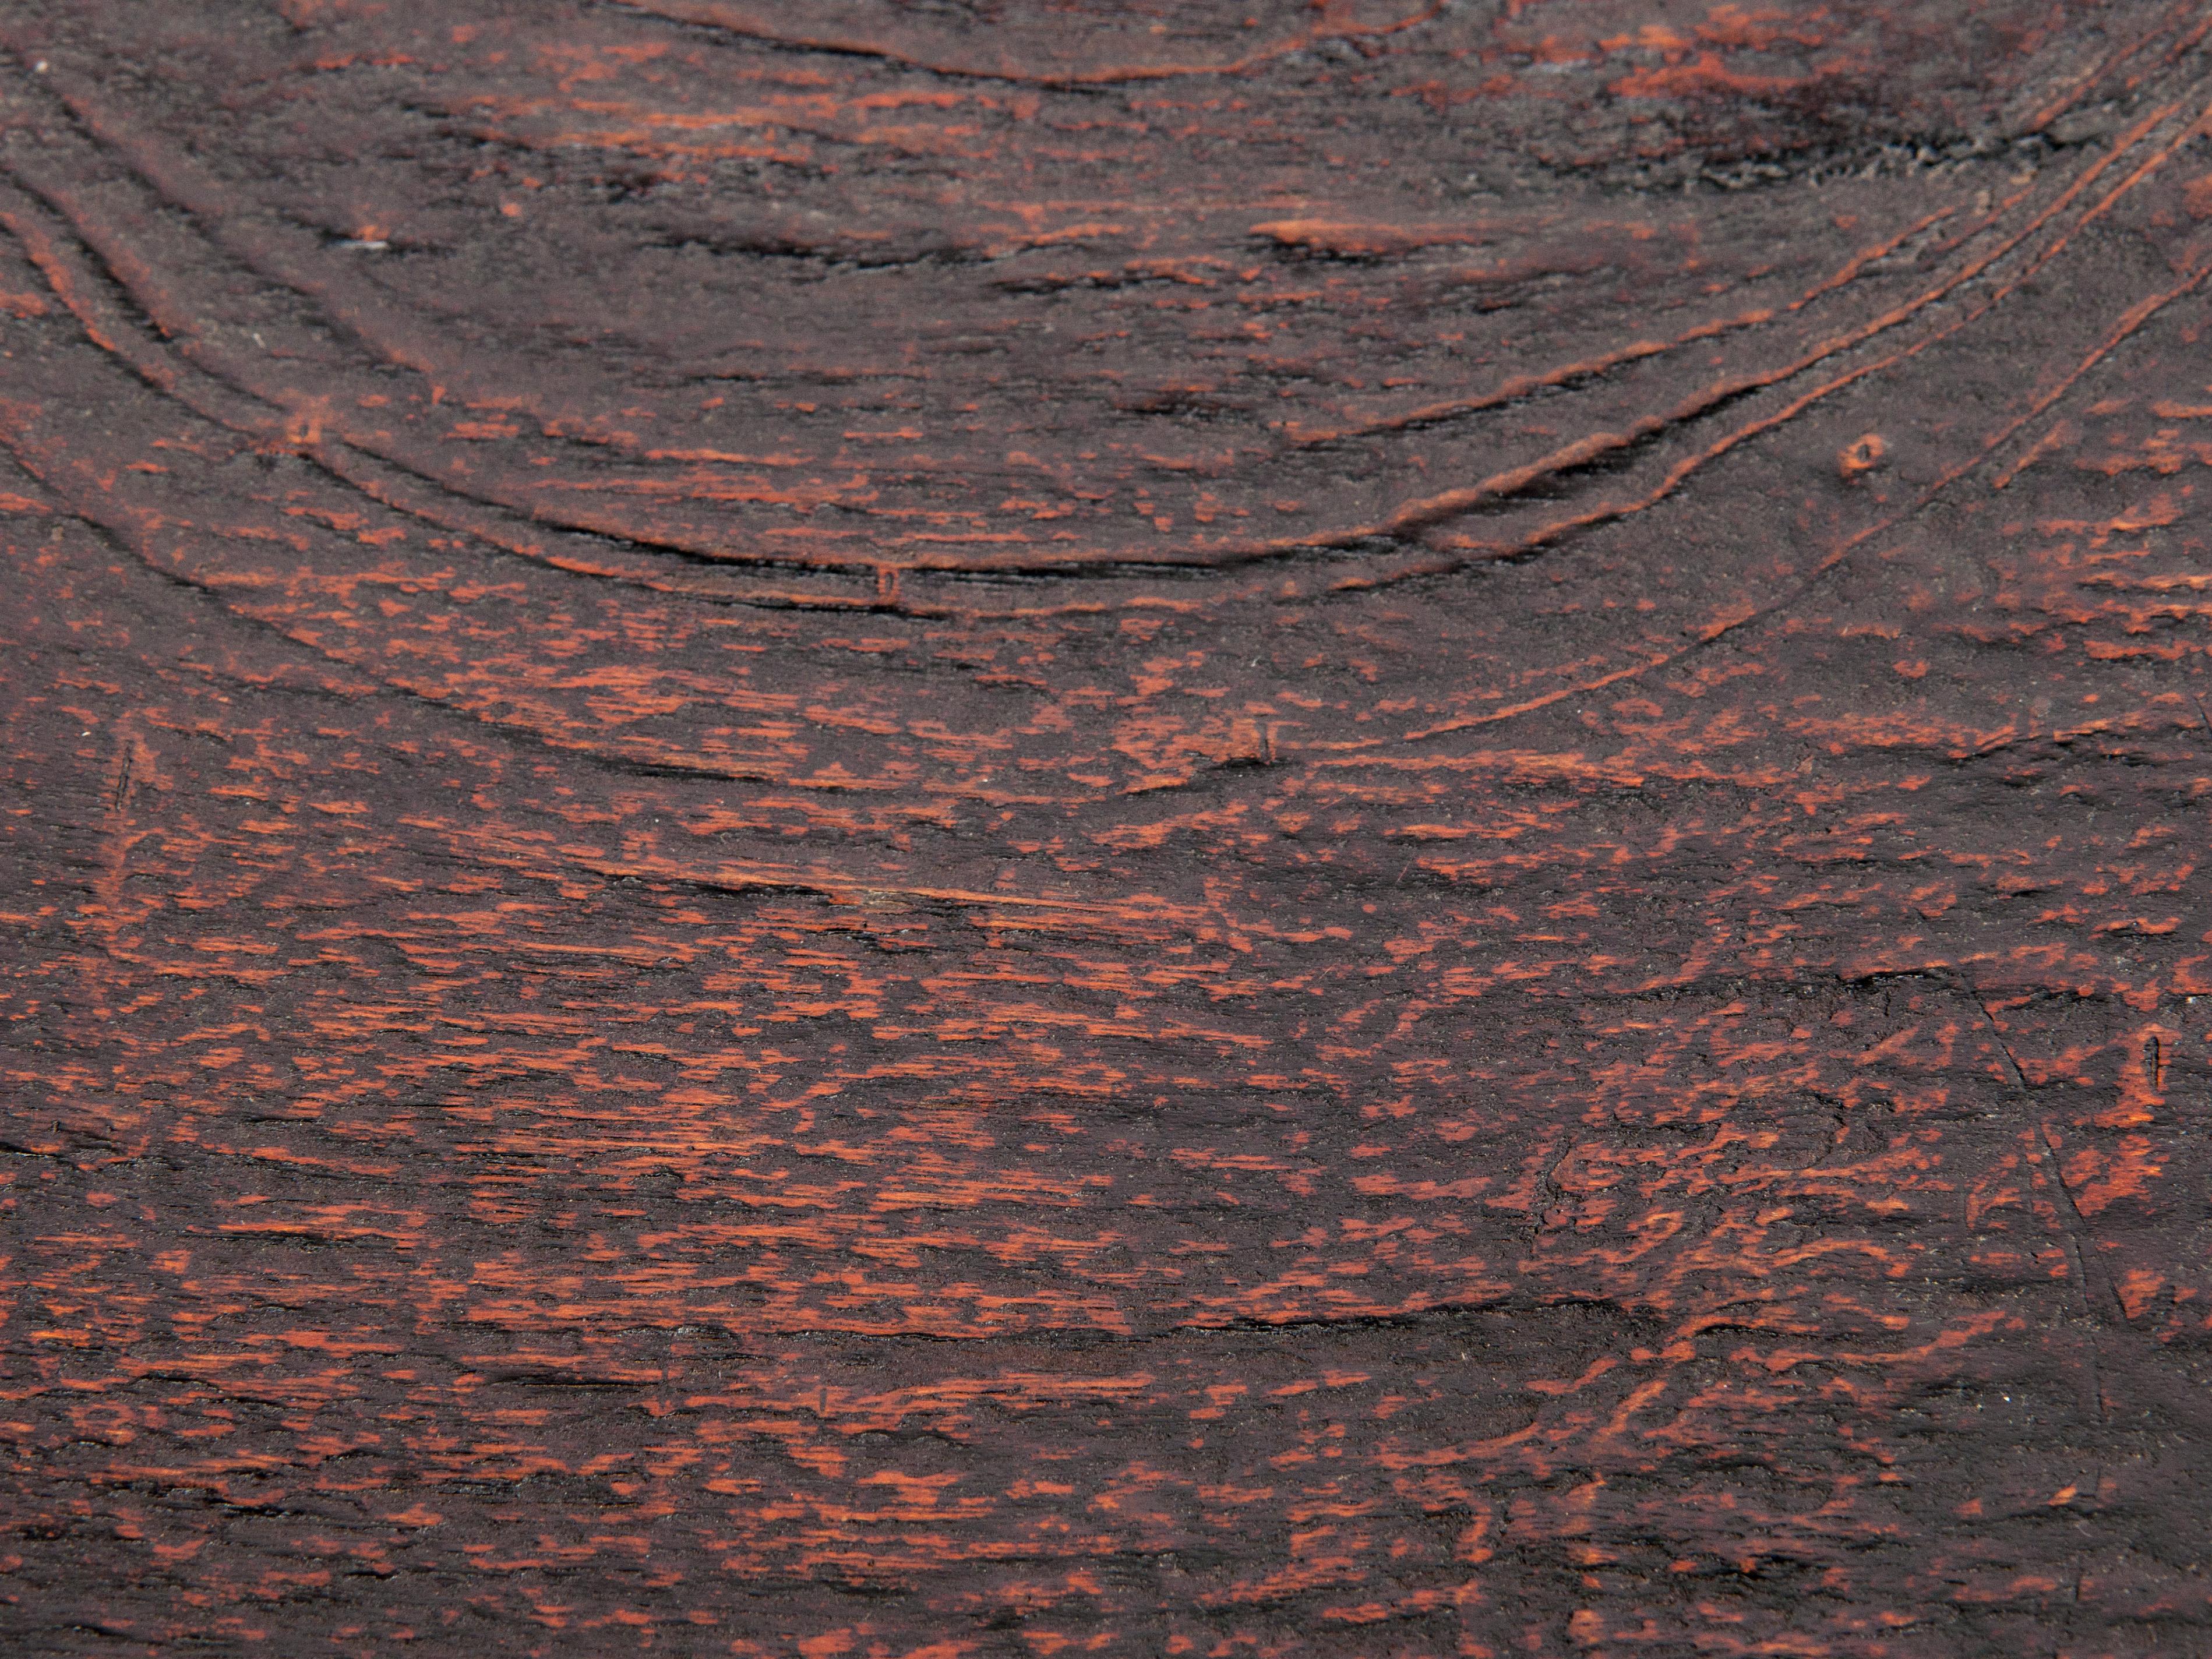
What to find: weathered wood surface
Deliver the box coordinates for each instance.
[3,1,2212,1653]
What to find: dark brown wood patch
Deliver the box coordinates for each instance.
[3,2,2211,1653]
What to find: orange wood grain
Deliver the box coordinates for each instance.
[3,2,2212,1653]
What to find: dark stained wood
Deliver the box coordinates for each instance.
[4,1,2212,1652]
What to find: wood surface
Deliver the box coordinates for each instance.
[3,1,2212,1653]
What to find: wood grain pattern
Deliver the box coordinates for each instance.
[3,2,2211,1653]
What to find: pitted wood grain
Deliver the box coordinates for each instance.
[3,2,2212,1654]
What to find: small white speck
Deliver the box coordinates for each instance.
[337,239,390,252]
[34,60,49,74]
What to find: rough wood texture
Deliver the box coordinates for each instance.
[4,2,2212,1654]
